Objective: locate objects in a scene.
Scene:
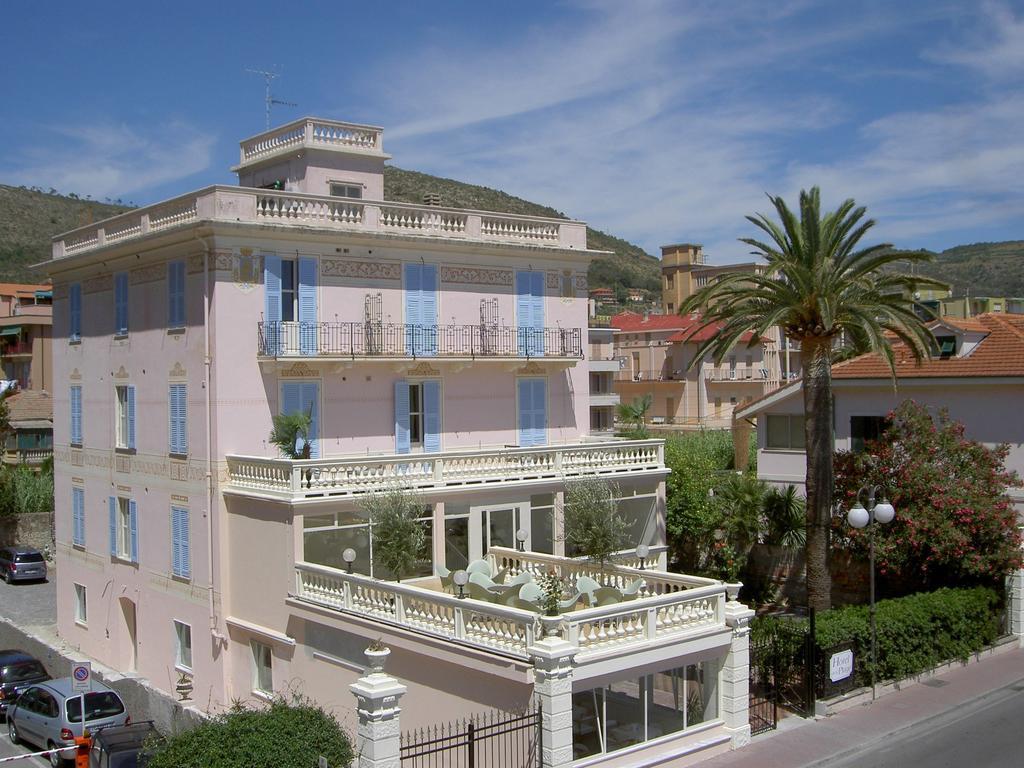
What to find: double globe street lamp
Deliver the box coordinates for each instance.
[845,485,895,700]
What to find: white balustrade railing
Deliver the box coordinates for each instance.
[295,561,538,659]
[52,187,588,259]
[294,558,725,661]
[240,118,383,164]
[226,439,666,501]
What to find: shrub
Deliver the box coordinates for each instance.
[361,486,428,582]
[562,478,630,570]
[832,401,1023,588]
[0,464,53,518]
[754,587,1002,688]
[145,695,354,768]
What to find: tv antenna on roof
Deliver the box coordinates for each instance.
[245,67,298,130]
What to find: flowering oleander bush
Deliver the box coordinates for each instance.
[832,401,1022,589]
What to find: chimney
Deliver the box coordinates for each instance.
[643,310,650,322]
[423,192,442,207]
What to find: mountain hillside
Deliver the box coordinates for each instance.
[893,241,1024,298]
[0,175,662,290]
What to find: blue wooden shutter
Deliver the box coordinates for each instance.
[531,273,545,356]
[69,283,82,340]
[394,380,410,454]
[127,386,136,450]
[168,262,185,328]
[171,506,181,576]
[404,264,421,355]
[423,380,440,453]
[518,379,532,446]
[299,382,319,459]
[516,272,531,356]
[420,264,437,357]
[129,500,138,563]
[114,273,128,335]
[180,507,191,578]
[72,487,84,546]
[280,382,302,455]
[297,257,318,355]
[108,496,117,556]
[70,386,82,444]
[169,384,187,454]
[264,255,282,355]
[532,379,547,446]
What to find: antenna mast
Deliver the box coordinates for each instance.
[245,67,298,130]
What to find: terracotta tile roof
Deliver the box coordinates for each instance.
[935,316,990,333]
[4,390,53,425]
[833,313,1024,379]
[0,283,51,297]
[612,311,759,343]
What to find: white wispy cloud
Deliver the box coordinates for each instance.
[0,120,216,201]
[927,1,1024,80]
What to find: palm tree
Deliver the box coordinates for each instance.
[616,394,653,436]
[678,187,938,612]
[269,409,313,460]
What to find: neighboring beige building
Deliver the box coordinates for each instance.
[0,283,53,466]
[660,244,768,316]
[588,325,619,434]
[613,311,780,429]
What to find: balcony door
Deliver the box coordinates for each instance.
[404,263,438,357]
[516,271,545,356]
[468,502,530,561]
[281,381,320,458]
[265,255,318,355]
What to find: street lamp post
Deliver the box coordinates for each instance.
[845,485,895,701]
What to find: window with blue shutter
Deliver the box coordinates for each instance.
[69,283,82,341]
[70,386,82,445]
[114,272,129,336]
[517,378,547,447]
[108,496,117,556]
[394,380,410,454]
[516,271,545,356]
[127,386,136,450]
[169,384,187,455]
[297,257,318,355]
[422,381,441,453]
[72,487,85,547]
[264,255,282,355]
[280,381,319,458]
[168,261,186,329]
[129,499,138,563]
[171,506,190,579]
[404,263,438,357]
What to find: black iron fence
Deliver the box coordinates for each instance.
[258,321,583,360]
[401,706,542,768]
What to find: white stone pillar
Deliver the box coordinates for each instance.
[721,585,755,748]
[530,619,578,768]
[349,648,407,768]
[1008,567,1024,647]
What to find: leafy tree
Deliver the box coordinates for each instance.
[763,485,806,547]
[269,409,313,459]
[679,187,939,611]
[145,695,354,768]
[832,401,1023,589]
[562,478,630,572]
[616,394,652,436]
[361,486,427,582]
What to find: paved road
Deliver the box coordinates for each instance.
[828,679,1024,768]
[0,718,56,768]
[0,574,56,629]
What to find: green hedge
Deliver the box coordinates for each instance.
[753,587,1003,688]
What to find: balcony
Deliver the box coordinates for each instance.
[589,392,620,407]
[0,342,32,358]
[292,547,725,664]
[236,118,385,168]
[226,438,666,503]
[52,186,589,259]
[3,448,53,466]
[257,321,583,362]
[707,366,769,382]
[615,370,685,383]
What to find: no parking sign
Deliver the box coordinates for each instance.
[71,661,92,693]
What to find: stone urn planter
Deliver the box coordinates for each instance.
[364,644,391,674]
[175,671,194,702]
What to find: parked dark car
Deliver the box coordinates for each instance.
[0,547,48,583]
[0,650,50,720]
[7,678,130,767]
[90,721,163,768]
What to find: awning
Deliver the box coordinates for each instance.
[34,290,52,300]
[0,326,21,337]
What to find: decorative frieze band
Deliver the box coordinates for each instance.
[441,265,513,287]
[321,258,401,281]
[84,275,110,294]
[53,284,69,301]
[575,274,588,291]
[546,272,560,290]
[130,263,165,285]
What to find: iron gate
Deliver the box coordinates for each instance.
[401,706,541,768]
[749,609,819,735]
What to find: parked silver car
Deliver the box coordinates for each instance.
[7,678,130,767]
[0,547,48,583]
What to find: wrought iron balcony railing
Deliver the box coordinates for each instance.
[257,321,583,360]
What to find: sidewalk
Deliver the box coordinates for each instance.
[699,643,1024,768]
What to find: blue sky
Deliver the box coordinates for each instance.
[2,0,1022,262]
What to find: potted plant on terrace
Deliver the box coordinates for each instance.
[562,477,630,579]
[360,486,427,583]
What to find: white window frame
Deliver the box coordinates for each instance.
[408,382,424,448]
[250,640,273,696]
[117,497,132,560]
[115,385,131,449]
[279,258,298,323]
[74,583,87,626]
[174,620,193,671]
[328,181,363,199]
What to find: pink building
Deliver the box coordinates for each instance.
[46,118,753,765]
